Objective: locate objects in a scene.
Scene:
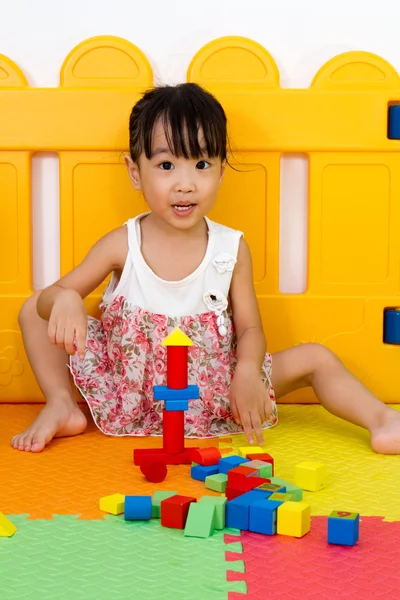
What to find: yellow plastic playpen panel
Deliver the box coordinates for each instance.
[1,34,400,404]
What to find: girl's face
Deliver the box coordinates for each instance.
[125,120,226,230]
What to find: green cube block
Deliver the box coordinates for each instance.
[205,473,228,493]
[184,502,216,538]
[152,491,178,518]
[245,460,273,478]
[199,496,227,529]
[270,477,303,501]
[269,492,297,502]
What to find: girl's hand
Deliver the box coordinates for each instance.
[48,289,87,359]
[229,363,272,446]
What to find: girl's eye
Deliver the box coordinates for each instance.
[196,160,211,170]
[159,162,174,170]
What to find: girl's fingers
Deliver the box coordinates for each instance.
[251,412,264,446]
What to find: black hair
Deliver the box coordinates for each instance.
[128,83,227,163]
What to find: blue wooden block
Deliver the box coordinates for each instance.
[388,105,400,139]
[124,496,152,521]
[226,490,271,530]
[328,511,360,546]
[191,464,220,482]
[164,399,189,411]
[383,309,400,344]
[218,455,249,475]
[249,499,283,535]
[153,385,199,400]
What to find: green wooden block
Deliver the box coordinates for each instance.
[269,492,297,502]
[245,460,273,478]
[152,491,178,518]
[184,502,216,538]
[205,473,228,493]
[270,477,303,501]
[199,496,227,529]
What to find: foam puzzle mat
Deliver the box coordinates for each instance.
[1,403,400,599]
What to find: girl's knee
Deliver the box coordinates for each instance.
[302,343,339,379]
[18,291,42,327]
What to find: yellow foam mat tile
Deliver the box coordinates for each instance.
[1,404,399,522]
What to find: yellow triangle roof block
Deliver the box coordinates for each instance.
[0,513,17,537]
[162,328,193,347]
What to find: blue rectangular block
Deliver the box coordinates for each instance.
[154,385,199,400]
[328,511,360,546]
[226,490,271,530]
[249,499,283,535]
[191,464,220,482]
[164,399,189,411]
[218,455,249,475]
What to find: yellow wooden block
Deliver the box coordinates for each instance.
[0,513,17,537]
[161,328,193,347]
[99,493,125,515]
[277,501,311,538]
[238,446,264,457]
[295,461,327,491]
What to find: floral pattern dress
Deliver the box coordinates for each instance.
[70,213,278,438]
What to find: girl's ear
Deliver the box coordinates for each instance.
[218,158,227,187]
[124,155,142,190]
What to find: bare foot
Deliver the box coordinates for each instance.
[370,407,400,454]
[11,395,87,452]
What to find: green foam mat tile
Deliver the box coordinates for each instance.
[0,515,243,600]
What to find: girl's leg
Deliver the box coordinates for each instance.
[270,343,400,454]
[11,291,87,453]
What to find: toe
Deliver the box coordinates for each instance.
[30,438,46,453]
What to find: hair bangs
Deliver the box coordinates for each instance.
[129,84,227,163]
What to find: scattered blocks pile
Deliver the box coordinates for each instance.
[99,446,359,546]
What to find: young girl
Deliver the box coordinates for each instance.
[12,83,400,454]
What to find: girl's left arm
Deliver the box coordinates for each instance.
[230,238,266,372]
[229,238,271,445]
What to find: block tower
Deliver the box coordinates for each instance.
[133,328,200,482]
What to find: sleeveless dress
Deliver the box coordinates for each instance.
[69,212,278,438]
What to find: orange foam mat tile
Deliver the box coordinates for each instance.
[0,404,220,519]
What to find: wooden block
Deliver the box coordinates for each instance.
[245,460,273,478]
[328,510,360,546]
[238,446,264,457]
[187,447,221,466]
[247,452,274,475]
[255,483,285,494]
[205,473,228,493]
[270,477,303,501]
[277,501,311,538]
[295,461,327,491]
[0,513,17,537]
[199,496,227,529]
[269,492,297,502]
[152,491,178,518]
[184,503,216,538]
[161,495,196,529]
[99,493,125,515]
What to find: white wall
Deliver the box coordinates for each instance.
[1,0,400,290]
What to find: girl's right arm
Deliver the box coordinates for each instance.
[37,226,128,358]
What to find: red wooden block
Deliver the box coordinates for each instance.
[226,487,246,501]
[228,466,259,488]
[160,495,196,529]
[140,461,168,483]
[133,448,197,466]
[186,447,221,466]
[163,409,185,454]
[167,346,188,388]
[246,453,275,475]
